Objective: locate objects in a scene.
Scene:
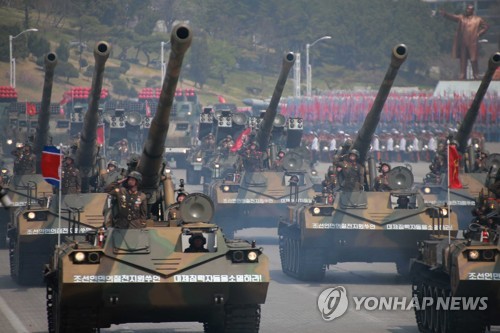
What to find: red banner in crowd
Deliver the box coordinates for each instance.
[26,102,37,116]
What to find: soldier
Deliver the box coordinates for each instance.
[98,160,123,192]
[202,133,216,150]
[488,169,500,198]
[12,143,36,175]
[374,162,392,192]
[61,155,81,194]
[240,141,263,171]
[126,154,140,176]
[273,150,286,170]
[108,171,147,229]
[322,168,338,193]
[168,191,187,222]
[219,135,234,151]
[184,234,209,253]
[473,150,488,172]
[338,149,365,191]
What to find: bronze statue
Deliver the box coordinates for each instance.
[440,4,489,80]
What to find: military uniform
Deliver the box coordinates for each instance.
[12,149,36,175]
[61,163,81,194]
[109,187,147,229]
[99,169,123,193]
[374,173,391,191]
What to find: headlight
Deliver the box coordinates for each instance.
[164,168,171,175]
[310,206,334,216]
[2,169,8,174]
[468,250,480,260]
[220,184,239,193]
[24,211,48,221]
[6,139,13,145]
[247,251,258,262]
[423,187,431,194]
[196,157,202,162]
[311,170,318,176]
[232,251,244,262]
[215,164,220,169]
[323,146,328,151]
[441,208,448,217]
[74,252,86,262]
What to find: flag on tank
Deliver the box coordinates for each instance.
[448,144,463,189]
[41,146,62,187]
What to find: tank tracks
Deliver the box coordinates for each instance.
[46,275,100,333]
[204,304,261,333]
[411,265,486,333]
[279,225,326,281]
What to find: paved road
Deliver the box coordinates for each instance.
[0,157,499,333]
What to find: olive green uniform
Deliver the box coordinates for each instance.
[13,152,36,175]
[338,160,365,191]
[109,187,147,229]
[61,164,81,194]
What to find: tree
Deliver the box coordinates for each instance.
[56,40,69,62]
[55,61,79,82]
[28,34,50,58]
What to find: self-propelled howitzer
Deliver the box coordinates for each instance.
[205,52,321,238]
[278,45,459,282]
[1,53,57,248]
[421,53,500,227]
[77,41,111,192]
[138,24,192,204]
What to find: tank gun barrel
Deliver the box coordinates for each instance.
[454,52,500,154]
[138,24,192,190]
[352,44,408,163]
[77,42,111,192]
[34,53,57,173]
[256,52,295,151]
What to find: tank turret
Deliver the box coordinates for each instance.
[138,24,192,198]
[255,52,295,151]
[454,52,500,154]
[351,44,408,163]
[76,41,111,192]
[34,53,57,173]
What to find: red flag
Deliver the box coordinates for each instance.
[218,95,226,103]
[26,102,37,116]
[96,124,105,146]
[145,100,151,117]
[448,144,463,189]
[41,146,62,187]
[230,128,252,152]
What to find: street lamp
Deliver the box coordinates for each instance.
[306,35,332,96]
[9,28,38,88]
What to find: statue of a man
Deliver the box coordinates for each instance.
[440,4,489,80]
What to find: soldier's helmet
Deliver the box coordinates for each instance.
[64,153,76,162]
[343,138,353,148]
[107,160,118,168]
[176,192,187,202]
[127,154,140,166]
[128,171,142,184]
[349,149,360,158]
